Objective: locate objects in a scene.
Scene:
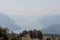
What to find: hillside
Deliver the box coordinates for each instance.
[40,15,60,28]
[0,13,21,32]
[41,24,60,34]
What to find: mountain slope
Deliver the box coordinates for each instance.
[0,13,21,31]
[40,14,60,28]
[41,15,60,24]
[41,24,60,34]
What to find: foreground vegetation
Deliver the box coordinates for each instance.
[0,26,43,40]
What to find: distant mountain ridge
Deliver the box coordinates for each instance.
[40,14,60,28]
[0,13,21,32]
[41,24,60,35]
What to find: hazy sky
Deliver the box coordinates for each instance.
[0,0,60,16]
[0,0,60,30]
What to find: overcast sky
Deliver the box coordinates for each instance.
[0,0,60,30]
[0,0,60,16]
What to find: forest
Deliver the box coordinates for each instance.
[0,26,43,40]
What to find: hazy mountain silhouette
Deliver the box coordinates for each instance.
[0,13,21,31]
[42,24,60,34]
[40,14,60,34]
[40,14,60,28]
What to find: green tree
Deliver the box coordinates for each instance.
[0,26,8,40]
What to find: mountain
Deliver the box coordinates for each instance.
[0,13,21,32]
[41,24,60,35]
[40,14,60,28]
